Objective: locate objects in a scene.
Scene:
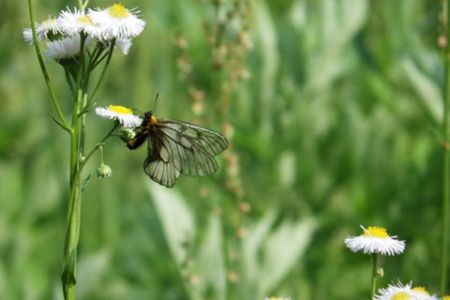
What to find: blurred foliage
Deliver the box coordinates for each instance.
[0,0,448,299]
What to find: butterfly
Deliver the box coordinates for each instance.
[126,111,229,187]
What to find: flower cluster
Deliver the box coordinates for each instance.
[374,282,440,300]
[23,4,145,60]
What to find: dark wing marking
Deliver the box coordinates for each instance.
[143,134,181,188]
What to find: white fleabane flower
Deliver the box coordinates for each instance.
[23,17,62,43]
[374,282,413,300]
[409,287,439,300]
[44,35,83,60]
[116,38,132,55]
[22,28,34,44]
[58,8,101,38]
[345,226,405,256]
[88,4,145,40]
[374,282,439,300]
[95,105,142,128]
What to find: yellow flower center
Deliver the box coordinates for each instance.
[76,15,93,25]
[107,4,130,18]
[392,292,410,300]
[442,296,450,300]
[362,226,389,238]
[411,287,429,295]
[107,105,133,115]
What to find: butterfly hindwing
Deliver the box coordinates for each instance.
[143,134,181,188]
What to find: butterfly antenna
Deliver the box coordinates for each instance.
[152,93,160,113]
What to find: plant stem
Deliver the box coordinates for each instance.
[87,40,115,105]
[371,254,379,298]
[442,0,450,294]
[27,0,70,133]
[61,87,85,300]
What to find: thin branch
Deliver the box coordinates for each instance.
[27,0,71,133]
[87,40,116,105]
[79,124,119,172]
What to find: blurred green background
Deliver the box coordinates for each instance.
[0,0,447,299]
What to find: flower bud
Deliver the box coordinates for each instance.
[119,128,136,143]
[97,164,112,178]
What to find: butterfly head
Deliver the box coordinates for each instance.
[143,111,158,126]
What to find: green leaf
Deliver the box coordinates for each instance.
[147,184,196,266]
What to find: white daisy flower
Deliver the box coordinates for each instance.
[409,287,439,300]
[95,105,142,128]
[345,226,405,256]
[116,38,132,55]
[58,8,101,38]
[88,4,145,40]
[374,282,438,300]
[44,35,83,60]
[23,17,63,44]
[374,282,413,300]
[22,28,34,44]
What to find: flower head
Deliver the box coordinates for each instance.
[58,8,101,38]
[374,282,438,300]
[44,35,87,60]
[88,4,145,40]
[115,38,132,55]
[95,105,142,128]
[409,287,439,300]
[345,226,405,256]
[23,17,63,43]
[263,298,291,300]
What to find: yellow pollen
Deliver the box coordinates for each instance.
[442,296,450,300]
[392,292,410,300]
[107,105,132,115]
[411,287,429,295]
[150,115,158,124]
[107,4,130,18]
[363,226,389,238]
[76,15,93,25]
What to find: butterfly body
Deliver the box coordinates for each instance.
[127,111,229,187]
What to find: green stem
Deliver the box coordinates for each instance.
[62,88,83,300]
[442,0,450,294]
[87,40,116,105]
[79,123,118,172]
[26,0,70,133]
[371,254,379,298]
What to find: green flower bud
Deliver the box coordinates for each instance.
[119,128,136,143]
[97,164,112,179]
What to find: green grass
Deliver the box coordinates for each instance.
[0,0,447,299]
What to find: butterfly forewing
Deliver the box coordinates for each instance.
[156,120,229,156]
[141,117,228,187]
